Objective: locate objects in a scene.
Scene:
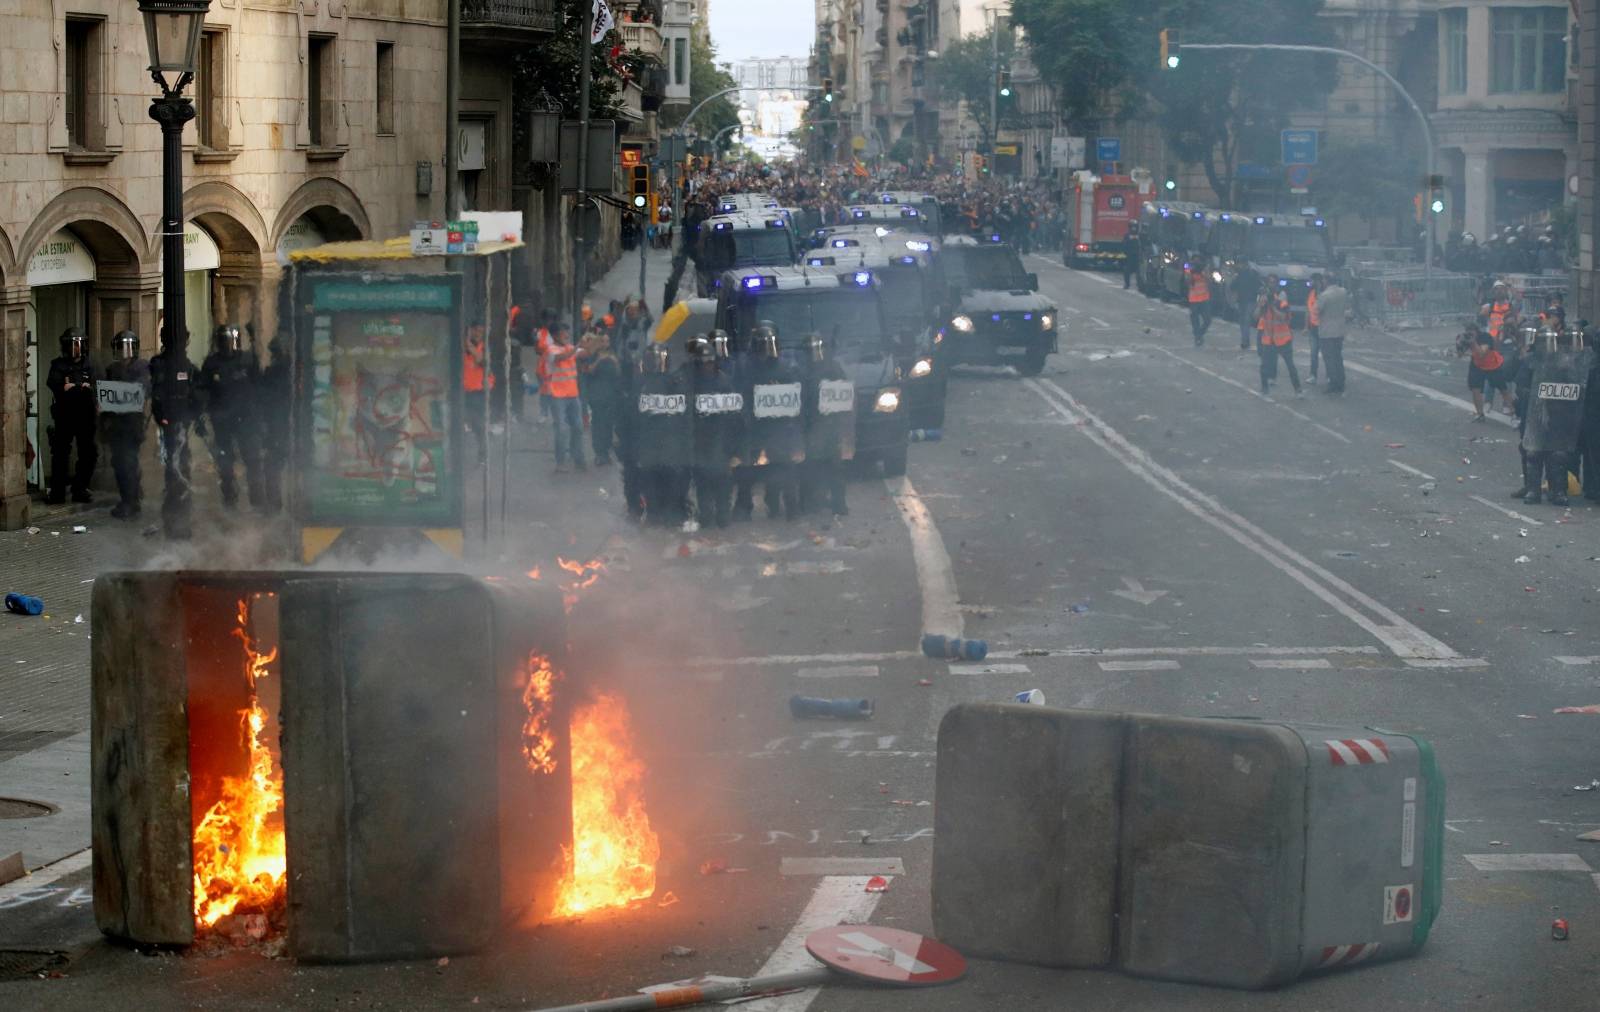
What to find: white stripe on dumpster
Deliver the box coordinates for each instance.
[1098,660,1181,672]
[1316,942,1380,969]
[1464,853,1593,872]
[1326,738,1390,766]
[779,858,905,877]
[796,665,880,679]
[1024,377,1461,661]
[740,875,885,1012]
[886,476,963,641]
[1251,658,1333,670]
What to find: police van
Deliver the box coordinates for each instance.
[715,265,912,476]
[804,233,948,428]
[717,192,780,215]
[872,192,944,234]
[844,204,931,234]
[932,235,1058,377]
[695,213,798,295]
[1203,213,1336,325]
[1135,201,1217,300]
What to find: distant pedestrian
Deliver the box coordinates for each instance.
[1231,266,1262,350]
[1258,281,1302,396]
[1185,264,1213,347]
[1315,276,1350,395]
[1121,223,1140,290]
[463,322,494,463]
[545,324,586,472]
[1306,274,1323,382]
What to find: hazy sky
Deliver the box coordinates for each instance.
[710,0,815,63]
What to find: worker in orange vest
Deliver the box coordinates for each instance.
[463,323,496,462]
[544,323,586,473]
[1306,275,1323,382]
[1186,264,1213,347]
[1479,282,1516,341]
[1257,280,1302,397]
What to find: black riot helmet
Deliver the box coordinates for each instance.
[711,329,731,359]
[112,330,139,361]
[650,343,671,374]
[212,323,242,353]
[686,334,714,364]
[753,321,779,360]
[808,333,827,363]
[59,327,86,359]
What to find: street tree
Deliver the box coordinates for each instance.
[1012,0,1337,207]
[927,24,1017,148]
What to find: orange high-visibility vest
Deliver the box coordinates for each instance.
[464,345,495,391]
[1307,289,1320,327]
[544,344,579,398]
[1187,272,1211,304]
[1262,299,1294,347]
[1486,301,1511,339]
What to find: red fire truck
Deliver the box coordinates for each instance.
[1063,171,1152,271]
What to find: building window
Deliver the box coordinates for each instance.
[307,34,335,146]
[1490,7,1568,94]
[194,30,226,148]
[376,41,395,135]
[64,17,102,149]
[674,37,688,87]
[1443,9,1468,95]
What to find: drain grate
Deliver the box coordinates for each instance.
[0,798,56,820]
[0,949,71,980]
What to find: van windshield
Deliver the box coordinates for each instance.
[1246,227,1333,264]
[942,246,1029,290]
[736,290,885,356]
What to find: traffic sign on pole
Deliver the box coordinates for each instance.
[805,925,968,986]
[1096,137,1122,164]
[1286,163,1313,193]
[1281,129,1318,166]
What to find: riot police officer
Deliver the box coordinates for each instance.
[197,324,264,508]
[635,342,692,527]
[739,323,803,521]
[258,335,291,512]
[100,330,150,519]
[615,333,646,522]
[45,326,97,504]
[801,333,854,517]
[690,331,743,529]
[1520,324,1590,507]
[150,331,199,538]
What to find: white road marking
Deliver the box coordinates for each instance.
[886,476,963,639]
[1464,853,1593,873]
[1077,271,1120,287]
[0,849,91,905]
[947,662,1032,675]
[1025,376,1460,661]
[779,857,906,876]
[1098,660,1181,672]
[688,650,921,668]
[1345,362,1517,427]
[1061,305,1082,315]
[993,644,1380,658]
[1089,316,1113,329]
[1153,346,1351,444]
[1468,494,1545,527]
[1388,459,1437,481]
[740,876,884,1012]
[1403,658,1490,669]
[1250,658,1333,670]
[1555,656,1600,666]
[797,665,880,679]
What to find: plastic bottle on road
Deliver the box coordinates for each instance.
[921,634,988,661]
[790,695,875,720]
[5,593,44,616]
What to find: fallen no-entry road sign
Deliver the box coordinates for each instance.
[806,925,967,985]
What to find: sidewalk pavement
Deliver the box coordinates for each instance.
[0,245,680,878]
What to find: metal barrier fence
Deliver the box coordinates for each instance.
[1501,272,1568,319]
[1348,267,1480,330]
[1335,244,1416,266]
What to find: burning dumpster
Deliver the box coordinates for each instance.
[90,570,577,960]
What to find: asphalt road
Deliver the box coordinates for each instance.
[3,249,1598,1009]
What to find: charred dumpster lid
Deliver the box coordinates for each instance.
[288,235,524,264]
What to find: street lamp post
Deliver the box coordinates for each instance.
[139,1,210,356]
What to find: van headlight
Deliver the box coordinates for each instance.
[910,358,933,378]
[875,388,902,413]
[950,314,975,333]
[1039,314,1055,330]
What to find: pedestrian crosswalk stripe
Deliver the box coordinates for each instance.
[1097,660,1180,672]
[1250,658,1333,670]
[947,663,1030,675]
[797,665,880,679]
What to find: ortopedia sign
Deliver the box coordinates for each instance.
[805,925,967,986]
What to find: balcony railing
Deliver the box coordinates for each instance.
[621,21,664,60]
[461,0,559,33]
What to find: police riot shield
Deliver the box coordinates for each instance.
[635,369,693,469]
[806,365,856,462]
[692,372,744,470]
[1524,349,1592,454]
[749,367,804,467]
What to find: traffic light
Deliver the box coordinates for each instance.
[1160,29,1181,70]
[998,70,1012,98]
[1425,173,1446,215]
[823,77,834,103]
[974,154,988,175]
[630,164,650,208]
[1164,177,1177,193]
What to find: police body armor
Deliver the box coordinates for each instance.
[746,358,804,465]
[635,366,693,470]
[46,356,97,428]
[150,350,199,424]
[199,350,260,425]
[804,356,856,462]
[1525,347,1592,454]
[692,366,744,469]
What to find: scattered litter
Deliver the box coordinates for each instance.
[656,891,679,908]
[1525,586,1537,593]
[1134,414,1156,421]
[1462,458,1471,465]
[1419,483,1436,495]
[1573,781,1600,792]
[1069,602,1091,614]
[960,447,978,457]
[663,946,697,959]
[1519,529,1530,538]
[915,679,933,687]
[700,858,727,876]
[24,527,39,535]
[1020,648,1050,656]
[864,876,891,893]
[681,519,700,534]
[1385,442,1405,449]
[1515,555,1531,564]
[4,594,44,617]
[437,957,449,968]
[1554,705,1600,714]
[921,634,987,661]
[1517,714,1538,720]
[1489,840,1505,847]
[1014,689,1046,705]
[789,695,874,720]
[992,455,1008,465]
[72,525,87,533]
[73,614,83,624]
[1552,919,1570,941]
[1579,830,1600,841]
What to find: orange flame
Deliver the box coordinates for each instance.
[555,556,606,612]
[520,652,559,775]
[192,598,287,930]
[526,566,542,581]
[551,693,660,916]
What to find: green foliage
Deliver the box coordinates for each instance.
[1011,0,1339,207]
[511,0,625,121]
[927,24,1017,142]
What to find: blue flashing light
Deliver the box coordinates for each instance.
[1220,213,1232,221]
[988,234,1002,243]
[714,222,732,231]
[853,271,873,286]
[1313,218,1326,228]
[742,276,765,290]
[897,255,917,264]
[991,314,1002,322]
[1254,216,1268,225]
[1024,313,1034,321]
[767,219,786,228]
[831,239,851,248]
[1278,279,1289,287]
[881,195,896,203]
[906,240,932,252]
[901,208,920,217]
[1159,209,1171,218]
[852,210,867,219]
[1192,211,1204,220]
